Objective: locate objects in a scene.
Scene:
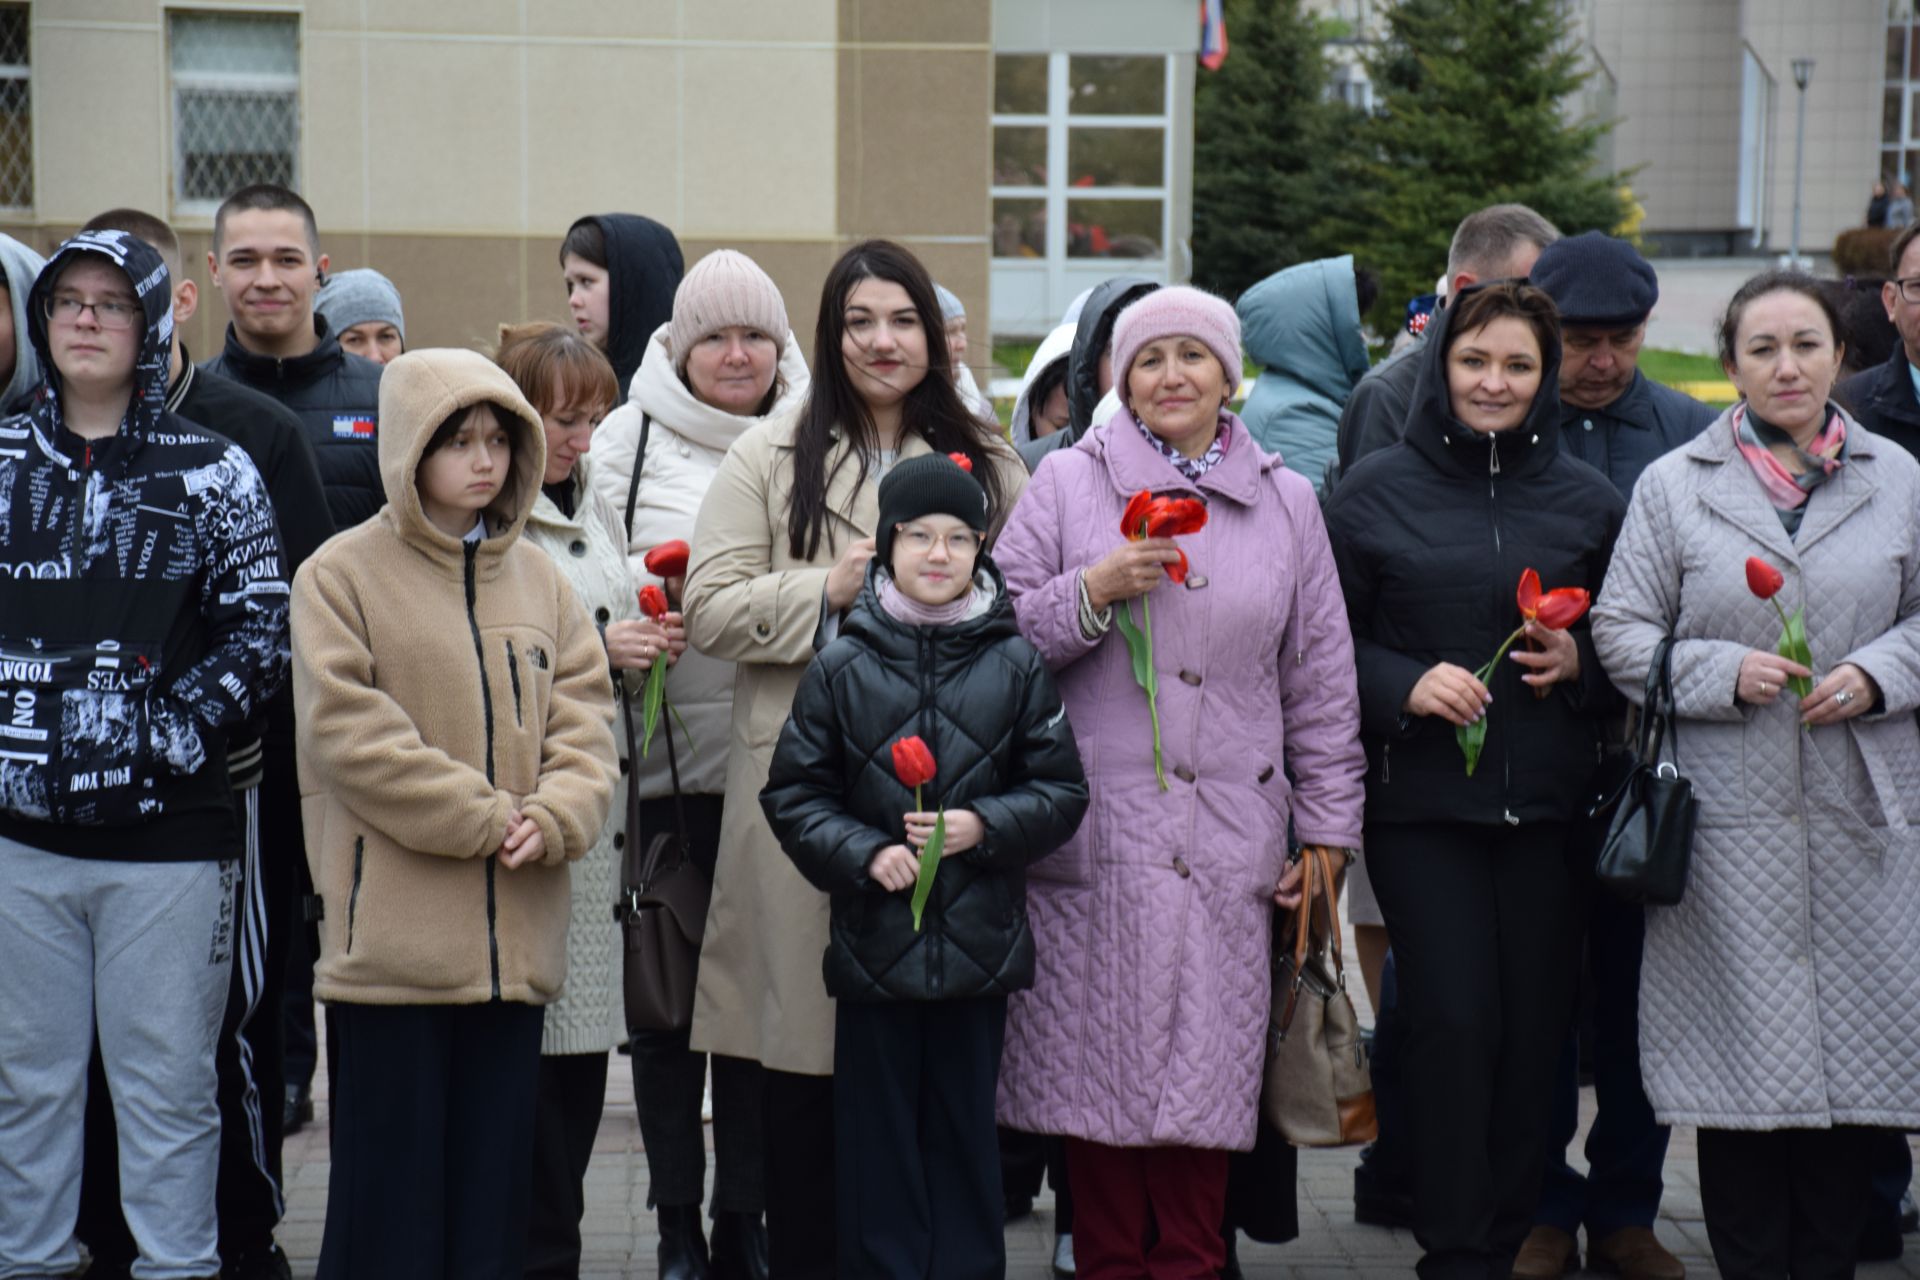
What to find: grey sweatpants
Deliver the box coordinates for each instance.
[0,833,235,1280]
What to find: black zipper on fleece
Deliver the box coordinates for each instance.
[506,639,523,727]
[67,443,92,566]
[465,542,503,1000]
[345,835,365,954]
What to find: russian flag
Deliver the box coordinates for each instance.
[1200,0,1228,70]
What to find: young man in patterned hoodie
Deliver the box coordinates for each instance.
[0,228,289,1279]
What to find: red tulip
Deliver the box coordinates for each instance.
[644,539,690,580]
[1119,491,1209,585]
[638,585,669,620]
[946,452,974,474]
[1515,567,1590,631]
[1745,556,1784,601]
[891,735,936,790]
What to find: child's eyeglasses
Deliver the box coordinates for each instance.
[895,525,982,557]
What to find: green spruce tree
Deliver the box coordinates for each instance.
[1190,0,1359,303]
[1336,0,1629,331]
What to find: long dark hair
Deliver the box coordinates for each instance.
[786,240,1007,561]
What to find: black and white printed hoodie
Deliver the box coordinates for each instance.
[0,229,290,860]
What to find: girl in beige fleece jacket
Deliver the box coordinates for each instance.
[291,348,617,1280]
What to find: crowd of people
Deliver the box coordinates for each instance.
[0,179,1915,1280]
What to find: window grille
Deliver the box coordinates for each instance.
[0,5,31,211]
[170,11,299,211]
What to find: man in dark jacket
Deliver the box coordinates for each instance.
[1838,223,1920,458]
[201,183,384,529]
[1017,275,1158,472]
[0,229,288,1280]
[73,209,331,1280]
[1335,204,1562,474]
[1514,231,1711,1280]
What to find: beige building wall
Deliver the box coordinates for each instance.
[1590,0,1880,253]
[16,0,995,360]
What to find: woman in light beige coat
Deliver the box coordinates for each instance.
[683,240,1027,1276]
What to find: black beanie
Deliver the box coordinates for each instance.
[876,453,989,569]
[1527,230,1659,329]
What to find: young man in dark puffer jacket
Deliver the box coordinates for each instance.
[761,453,1088,1280]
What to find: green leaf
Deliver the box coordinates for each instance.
[1113,599,1158,696]
[668,699,697,757]
[638,662,667,757]
[909,810,945,932]
[1456,716,1487,777]
[1777,606,1815,699]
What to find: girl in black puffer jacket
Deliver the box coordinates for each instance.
[761,452,1088,1278]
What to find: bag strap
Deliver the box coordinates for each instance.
[622,413,653,540]
[1637,637,1679,767]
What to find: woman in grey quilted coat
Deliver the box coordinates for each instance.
[1592,271,1920,1279]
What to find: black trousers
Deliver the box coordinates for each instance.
[764,1068,837,1280]
[1367,821,1577,1280]
[318,1000,545,1280]
[77,767,296,1270]
[629,793,766,1215]
[1697,1126,1880,1280]
[525,1050,611,1279]
[834,998,1007,1280]
[998,1127,1073,1233]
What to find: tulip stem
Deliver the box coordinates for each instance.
[1144,592,1166,790]
[1476,623,1529,684]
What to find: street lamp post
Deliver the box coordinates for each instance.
[1789,57,1814,269]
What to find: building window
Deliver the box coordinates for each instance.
[0,4,30,211]
[992,53,1173,265]
[1885,9,1920,194]
[170,11,299,212]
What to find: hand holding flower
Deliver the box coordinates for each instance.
[1508,619,1580,688]
[907,809,982,856]
[1800,663,1880,726]
[1406,663,1492,726]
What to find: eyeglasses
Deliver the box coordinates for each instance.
[45,293,140,331]
[1894,277,1920,304]
[894,525,982,557]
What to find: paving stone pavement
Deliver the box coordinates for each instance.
[276,1017,1919,1278]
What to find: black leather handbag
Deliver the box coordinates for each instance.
[1588,637,1696,906]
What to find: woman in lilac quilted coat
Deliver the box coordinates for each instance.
[1593,271,1920,1280]
[993,287,1367,1278]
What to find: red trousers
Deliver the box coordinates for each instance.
[1064,1138,1229,1279]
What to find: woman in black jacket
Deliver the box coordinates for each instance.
[760,453,1089,1279]
[1323,282,1626,1280]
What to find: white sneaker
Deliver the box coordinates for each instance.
[1052,1233,1075,1277]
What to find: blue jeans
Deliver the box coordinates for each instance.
[1534,881,1669,1237]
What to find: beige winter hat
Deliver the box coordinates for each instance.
[667,249,790,368]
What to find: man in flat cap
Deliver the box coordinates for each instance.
[1531,231,1716,499]
[1514,233,1712,1280]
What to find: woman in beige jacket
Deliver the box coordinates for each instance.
[683,240,1027,1277]
[292,348,618,1280]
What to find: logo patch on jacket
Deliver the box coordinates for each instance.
[331,415,376,440]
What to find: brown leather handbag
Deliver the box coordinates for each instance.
[616,411,711,1034]
[1261,844,1377,1147]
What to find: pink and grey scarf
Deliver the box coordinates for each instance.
[1733,402,1847,534]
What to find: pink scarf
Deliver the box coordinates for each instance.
[1733,402,1847,513]
[876,571,991,628]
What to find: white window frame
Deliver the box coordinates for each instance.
[168,9,301,218]
[992,52,1175,331]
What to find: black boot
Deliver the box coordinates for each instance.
[657,1204,712,1280]
[709,1209,770,1280]
[1218,1225,1244,1279]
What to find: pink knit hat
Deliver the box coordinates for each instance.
[1109,285,1242,392]
[668,250,790,368]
